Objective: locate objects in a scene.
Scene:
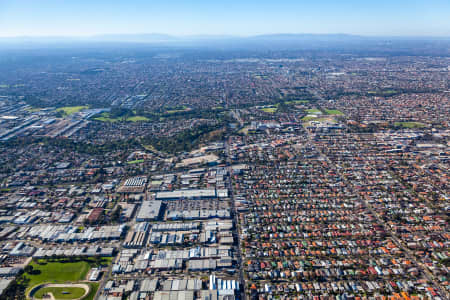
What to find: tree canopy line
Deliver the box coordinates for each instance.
[141,123,226,154]
[106,106,229,122]
[1,121,226,156]
[0,136,141,155]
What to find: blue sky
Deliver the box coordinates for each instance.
[0,0,449,37]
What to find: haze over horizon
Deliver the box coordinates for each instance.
[1,0,450,38]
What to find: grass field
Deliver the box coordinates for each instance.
[143,144,157,152]
[164,105,189,114]
[127,159,144,164]
[384,90,397,94]
[93,112,149,122]
[25,260,91,290]
[303,116,337,124]
[57,106,89,116]
[285,100,310,104]
[127,116,150,122]
[260,107,277,113]
[24,258,107,300]
[324,109,344,115]
[305,108,322,114]
[165,106,190,114]
[84,283,99,300]
[302,115,317,122]
[165,109,187,114]
[93,113,119,122]
[238,126,251,135]
[34,287,86,299]
[394,121,426,128]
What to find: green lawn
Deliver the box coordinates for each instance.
[285,100,310,104]
[165,109,187,114]
[260,107,277,113]
[324,109,344,115]
[84,283,99,300]
[34,287,86,299]
[25,260,90,290]
[93,112,149,122]
[238,127,250,135]
[303,116,337,124]
[93,114,119,122]
[394,121,426,128]
[127,159,144,164]
[302,115,317,122]
[384,90,397,94]
[164,105,189,114]
[57,106,89,116]
[305,108,322,114]
[127,116,149,122]
[24,258,108,300]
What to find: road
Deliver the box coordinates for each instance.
[94,219,134,299]
[225,136,246,300]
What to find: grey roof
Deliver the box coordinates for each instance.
[136,201,162,221]
[156,189,216,200]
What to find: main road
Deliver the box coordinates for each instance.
[225,136,246,300]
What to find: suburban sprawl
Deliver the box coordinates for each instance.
[0,38,448,299]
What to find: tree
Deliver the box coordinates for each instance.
[111,205,122,223]
[24,264,33,274]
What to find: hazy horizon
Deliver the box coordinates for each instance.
[2,32,450,39]
[1,0,449,38]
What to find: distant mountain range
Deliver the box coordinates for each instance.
[1,33,449,55]
[1,33,448,44]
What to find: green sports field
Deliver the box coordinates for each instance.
[24,258,109,299]
[324,109,344,115]
[127,115,150,122]
[25,260,90,289]
[284,100,309,104]
[57,106,89,116]
[93,112,149,122]
[127,159,144,164]
[305,108,321,114]
[33,283,99,300]
[302,115,317,122]
[34,287,86,299]
[259,107,277,113]
[394,121,426,128]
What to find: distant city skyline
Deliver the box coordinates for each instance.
[1,0,450,37]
